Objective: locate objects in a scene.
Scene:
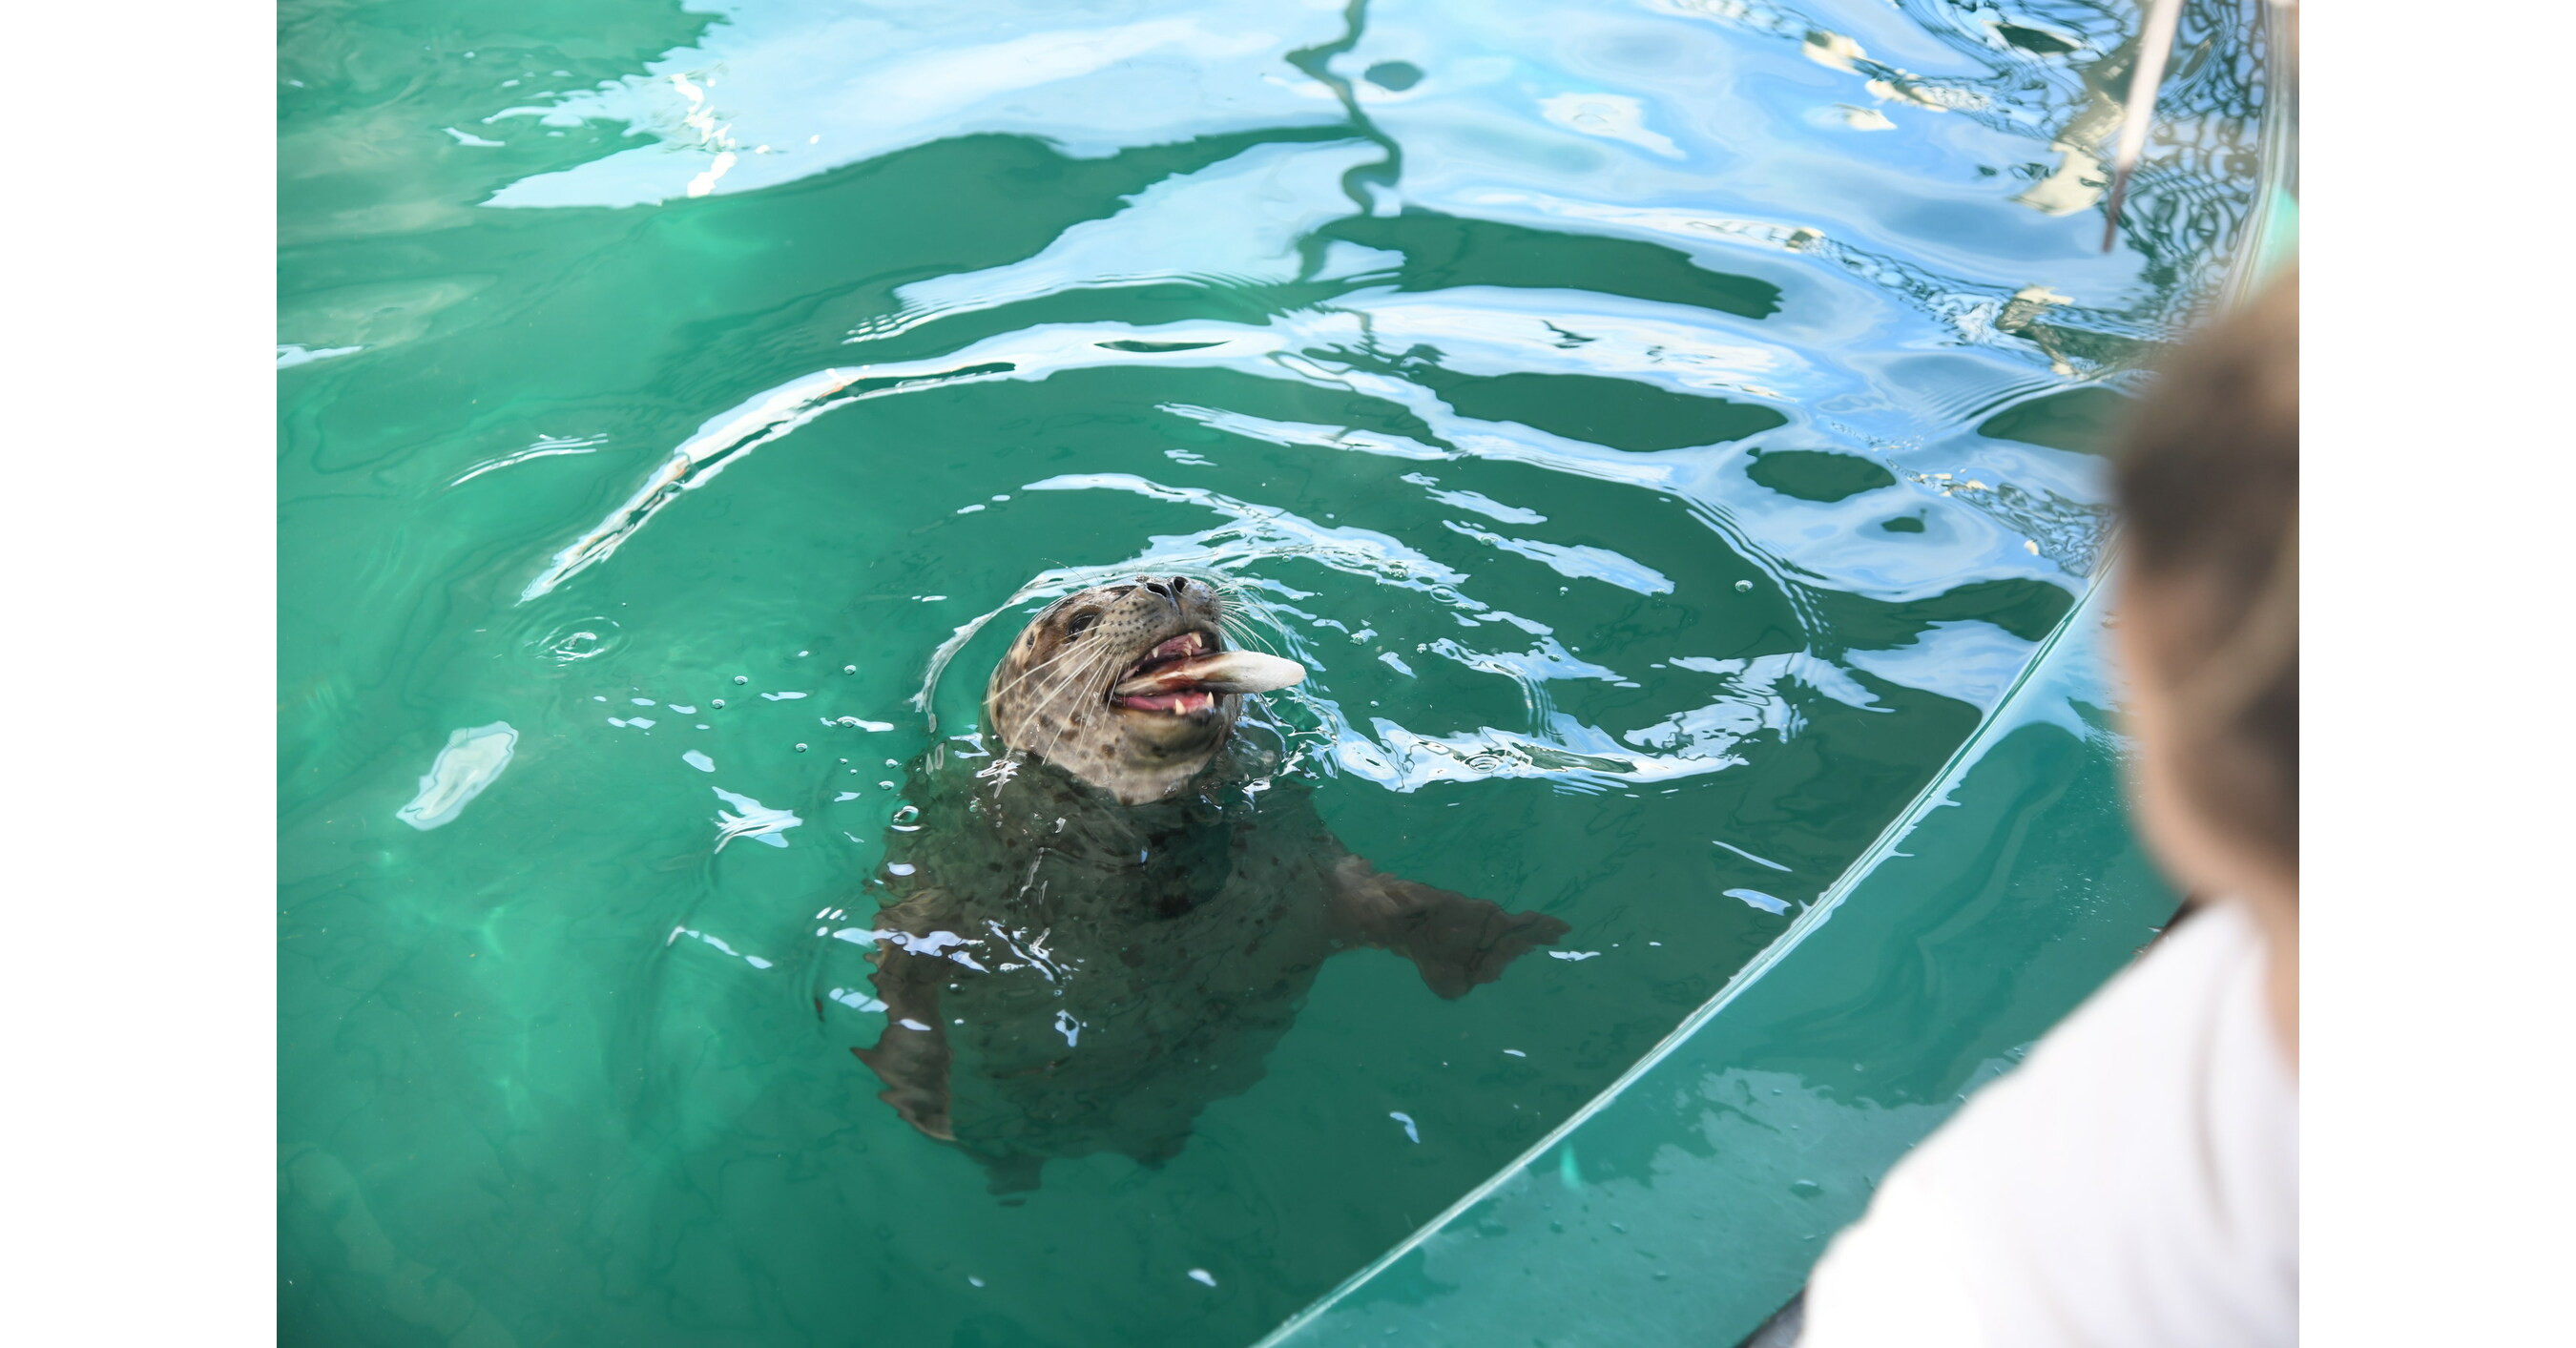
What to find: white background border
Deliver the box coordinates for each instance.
[15,2,275,1338]
[8,1,2564,1340]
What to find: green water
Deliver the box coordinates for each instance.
[279,2,2270,1343]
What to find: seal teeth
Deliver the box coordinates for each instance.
[1116,630,1216,685]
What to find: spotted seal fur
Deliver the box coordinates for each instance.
[845,575,1568,1191]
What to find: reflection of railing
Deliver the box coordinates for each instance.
[1650,0,2274,344]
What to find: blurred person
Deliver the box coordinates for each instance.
[1779,269,2299,1348]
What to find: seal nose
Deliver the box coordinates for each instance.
[1141,576,1188,605]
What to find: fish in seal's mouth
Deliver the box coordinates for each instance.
[1108,630,1304,716]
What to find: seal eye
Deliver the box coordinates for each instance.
[1064,611,1100,637]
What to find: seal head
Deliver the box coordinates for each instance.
[983,576,1302,805]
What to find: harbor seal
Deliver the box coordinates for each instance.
[846,575,1568,1191]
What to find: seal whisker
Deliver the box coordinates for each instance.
[1217,612,1285,659]
[1024,651,1123,767]
[1008,671,1090,753]
[982,603,1116,706]
[1013,642,1121,756]
[986,635,1096,707]
[1221,614,1276,652]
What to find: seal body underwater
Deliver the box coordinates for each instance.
[849,575,1569,1192]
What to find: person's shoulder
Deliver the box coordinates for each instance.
[1939,899,2282,1170]
[1800,901,2296,1347]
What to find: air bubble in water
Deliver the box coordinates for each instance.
[843,665,857,674]
[711,698,726,709]
[1735,579,1754,592]
[795,743,809,753]
[734,674,749,684]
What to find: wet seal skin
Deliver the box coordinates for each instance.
[846,575,1569,1192]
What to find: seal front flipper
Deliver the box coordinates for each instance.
[852,890,957,1142]
[1326,855,1570,999]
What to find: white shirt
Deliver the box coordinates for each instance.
[1797,900,2297,1348]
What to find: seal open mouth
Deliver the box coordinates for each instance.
[1110,631,1306,715]
[1111,632,1221,715]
